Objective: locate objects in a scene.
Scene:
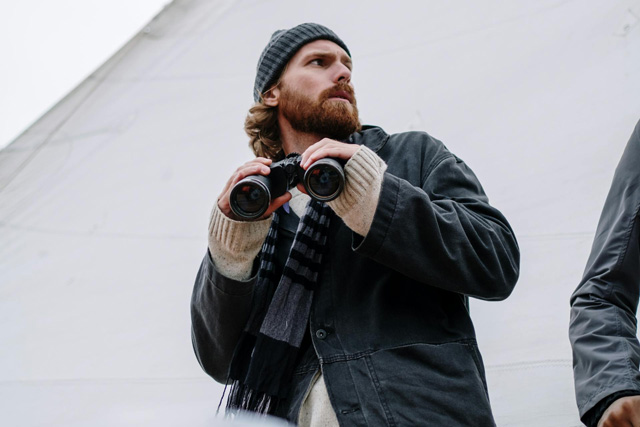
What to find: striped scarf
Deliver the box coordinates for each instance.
[225,200,332,415]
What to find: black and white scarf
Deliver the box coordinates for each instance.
[224,199,332,415]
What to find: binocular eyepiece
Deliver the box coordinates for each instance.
[230,153,345,220]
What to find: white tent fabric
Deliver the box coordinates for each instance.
[1,0,639,425]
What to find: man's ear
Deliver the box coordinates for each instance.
[262,86,279,107]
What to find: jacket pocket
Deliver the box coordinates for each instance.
[363,341,495,427]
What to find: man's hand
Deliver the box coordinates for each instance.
[299,138,359,169]
[217,157,291,220]
[598,396,640,427]
[297,138,359,194]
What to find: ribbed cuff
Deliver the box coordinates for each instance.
[328,145,387,236]
[208,203,272,280]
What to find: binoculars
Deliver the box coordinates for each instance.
[230,153,345,219]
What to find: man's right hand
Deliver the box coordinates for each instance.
[217,157,292,221]
[598,396,640,427]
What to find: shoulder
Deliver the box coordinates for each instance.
[351,126,460,184]
[351,125,450,159]
[613,119,640,184]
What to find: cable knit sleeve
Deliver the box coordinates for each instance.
[327,145,387,236]
[208,203,272,280]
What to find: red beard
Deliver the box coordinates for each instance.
[279,82,362,140]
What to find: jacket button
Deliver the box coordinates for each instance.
[315,329,327,339]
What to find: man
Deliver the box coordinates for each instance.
[191,23,520,426]
[569,120,640,427]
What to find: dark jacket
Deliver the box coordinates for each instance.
[569,120,640,426]
[192,126,520,426]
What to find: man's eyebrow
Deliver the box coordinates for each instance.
[302,51,333,60]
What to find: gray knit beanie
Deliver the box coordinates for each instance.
[253,23,350,102]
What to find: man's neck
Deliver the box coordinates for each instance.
[279,117,324,155]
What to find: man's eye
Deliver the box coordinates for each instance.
[310,59,323,66]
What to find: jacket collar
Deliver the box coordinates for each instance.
[349,125,389,153]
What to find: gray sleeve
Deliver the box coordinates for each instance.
[569,119,640,420]
[190,251,256,383]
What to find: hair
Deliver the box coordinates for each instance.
[245,66,290,161]
[244,98,283,161]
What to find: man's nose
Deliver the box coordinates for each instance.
[333,63,351,83]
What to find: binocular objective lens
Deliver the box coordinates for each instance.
[307,167,341,198]
[234,183,268,215]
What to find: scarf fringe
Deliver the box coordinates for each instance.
[226,379,277,416]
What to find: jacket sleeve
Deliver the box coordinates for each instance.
[569,120,640,422]
[191,251,256,383]
[353,136,520,301]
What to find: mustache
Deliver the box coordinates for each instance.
[320,83,356,104]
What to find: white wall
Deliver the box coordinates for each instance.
[1,1,639,425]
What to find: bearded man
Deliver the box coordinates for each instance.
[191,23,520,426]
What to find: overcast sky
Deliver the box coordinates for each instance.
[0,0,169,149]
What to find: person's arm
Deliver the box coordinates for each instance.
[569,120,640,425]
[191,157,283,383]
[208,203,271,280]
[352,134,520,301]
[191,204,271,382]
[326,145,387,237]
[191,249,256,383]
[191,206,271,383]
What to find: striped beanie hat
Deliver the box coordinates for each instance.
[253,23,350,102]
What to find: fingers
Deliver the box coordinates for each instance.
[598,396,640,427]
[220,158,271,192]
[261,191,293,218]
[300,138,359,169]
[295,182,308,196]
